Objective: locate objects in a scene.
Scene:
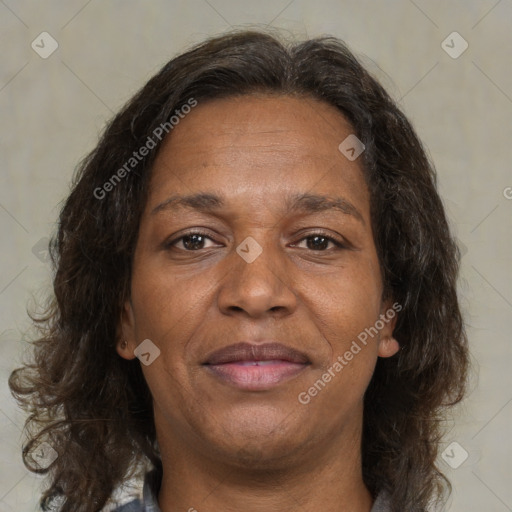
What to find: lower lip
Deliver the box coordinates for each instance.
[204,360,308,390]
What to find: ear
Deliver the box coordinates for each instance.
[377,300,400,358]
[116,298,137,361]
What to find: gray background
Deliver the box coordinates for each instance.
[1,1,511,510]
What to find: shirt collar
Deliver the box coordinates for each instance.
[141,469,162,512]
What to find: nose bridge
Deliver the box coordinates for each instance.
[234,233,285,293]
[217,233,296,317]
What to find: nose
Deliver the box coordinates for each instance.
[217,237,298,319]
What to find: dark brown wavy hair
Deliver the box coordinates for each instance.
[9,29,469,512]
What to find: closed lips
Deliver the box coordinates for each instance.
[203,342,310,365]
[202,342,310,391]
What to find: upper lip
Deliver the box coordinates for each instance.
[203,342,310,365]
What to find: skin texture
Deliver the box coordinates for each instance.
[117,94,399,512]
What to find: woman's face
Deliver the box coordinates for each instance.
[118,94,398,468]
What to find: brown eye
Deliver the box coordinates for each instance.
[306,235,330,250]
[167,231,218,251]
[291,233,346,251]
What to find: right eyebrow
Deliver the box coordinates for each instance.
[151,193,224,216]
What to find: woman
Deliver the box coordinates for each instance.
[9,30,469,512]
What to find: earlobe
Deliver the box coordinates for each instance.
[377,336,400,358]
[116,299,137,360]
[377,299,400,358]
[116,337,136,360]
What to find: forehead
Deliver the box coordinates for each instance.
[146,94,369,220]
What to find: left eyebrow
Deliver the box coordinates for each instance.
[285,192,365,225]
[151,191,365,225]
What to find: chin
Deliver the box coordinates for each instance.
[218,439,306,472]
[205,415,311,470]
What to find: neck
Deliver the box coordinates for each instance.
[156,414,373,512]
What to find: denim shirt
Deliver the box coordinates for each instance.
[113,470,391,511]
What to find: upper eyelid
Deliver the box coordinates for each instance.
[168,229,221,244]
[168,230,347,249]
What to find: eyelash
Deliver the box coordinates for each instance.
[166,230,347,252]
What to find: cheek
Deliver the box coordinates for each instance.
[306,259,383,345]
[129,257,207,340]
[131,266,204,415]
[303,273,382,411]
[129,257,220,400]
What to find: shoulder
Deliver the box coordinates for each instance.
[111,468,162,512]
